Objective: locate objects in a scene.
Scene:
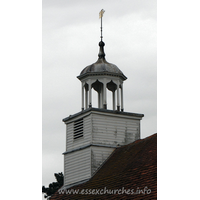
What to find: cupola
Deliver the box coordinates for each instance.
[77,40,127,111]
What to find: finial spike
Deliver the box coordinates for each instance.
[98,41,105,59]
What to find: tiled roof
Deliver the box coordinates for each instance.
[50,133,157,200]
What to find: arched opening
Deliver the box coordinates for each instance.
[92,80,103,108]
[107,81,117,110]
[91,88,98,108]
[81,79,124,111]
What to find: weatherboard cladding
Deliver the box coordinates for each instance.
[65,109,142,151]
[50,133,157,200]
[91,113,140,145]
[66,115,91,151]
[91,146,115,176]
[63,109,143,187]
[64,145,115,186]
[64,147,91,186]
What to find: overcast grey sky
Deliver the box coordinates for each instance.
[42,0,157,193]
[1,1,200,200]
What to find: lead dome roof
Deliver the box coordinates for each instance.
[77,41,127,80]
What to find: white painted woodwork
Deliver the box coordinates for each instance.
[117,80,120,107]
[64,145,115,186]
[91,146,115,175]
[65,110,141,151]
[112,91,116,110]
[66,114,91,151]
[85,90,88,109]
[63,109,143,186]
[82,82,84,110]
[121,83,124,111]
[88,80,92,107]
[91,112,140,145]
[64,147,91,185]
[80,75,124,110]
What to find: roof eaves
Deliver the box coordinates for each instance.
[62,107,144,123]
[77,71,127,81]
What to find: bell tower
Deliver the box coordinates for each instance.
[62,10,144,189]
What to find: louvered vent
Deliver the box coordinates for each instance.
[74,118,83,139]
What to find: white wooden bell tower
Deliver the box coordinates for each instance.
[61,10,144,189]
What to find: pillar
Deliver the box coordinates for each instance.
[117,81,120,111]
[85,89,88,109]
[82,83,84,111]
[121,83,124,112]
[103,79,107,109]
[88,81,92,108]
[112,90,116,110]
[98,91,101,108]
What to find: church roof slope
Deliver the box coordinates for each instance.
[50,133,157,200]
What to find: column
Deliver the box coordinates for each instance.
[112,90,116,110]
[82,83,84,111]
[89,81,92,107]
[98,91,101,108]
[117,81,120,111]
[121,83,124,112]
[85,89,88,109]
[103,79,107,109]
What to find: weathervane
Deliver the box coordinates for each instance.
[99,9,105,41]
